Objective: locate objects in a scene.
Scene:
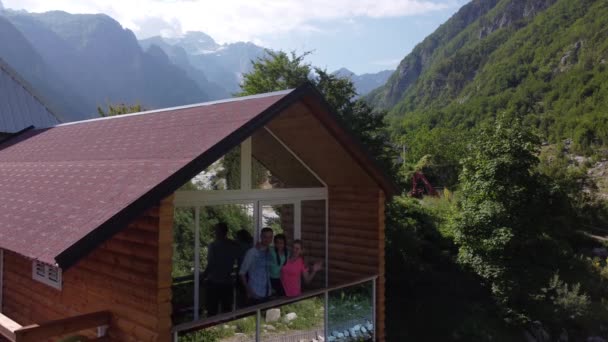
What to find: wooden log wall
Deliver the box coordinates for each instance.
[1,196,174,342]
[328,186,385,341]
[301,199,326,289]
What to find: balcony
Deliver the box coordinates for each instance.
[172,276,377,342]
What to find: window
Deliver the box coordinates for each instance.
[32,261,62,290]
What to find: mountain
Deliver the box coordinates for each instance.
[0,14,89,121]
[369,0,608,154]
[139,36,229,99]
[140,33,267,95]
[333,68,393,96]
[0,10,210,119]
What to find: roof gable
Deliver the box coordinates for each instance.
[0,84,394,268]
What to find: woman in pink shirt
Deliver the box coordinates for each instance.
[280,240,323,297]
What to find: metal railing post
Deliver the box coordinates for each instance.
[324,290,329,340]
[194,207,200,320]
[372,277,377,341]
[256,309,261,342]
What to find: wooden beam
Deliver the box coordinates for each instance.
[0,312,21,341]
[14,311,110,342]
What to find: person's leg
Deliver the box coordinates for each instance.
[270,278,284,296]
[236,282,247,308]
[218,284,233,314]
[205,282,219,317]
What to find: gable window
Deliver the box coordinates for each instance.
[32,261,62,290]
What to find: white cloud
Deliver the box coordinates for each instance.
[3,0,455,43]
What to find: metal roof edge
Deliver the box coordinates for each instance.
[0,56,65,123]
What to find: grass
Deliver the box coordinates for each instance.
[179,316,256,342]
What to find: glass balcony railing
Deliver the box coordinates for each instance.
[172,276,377,342]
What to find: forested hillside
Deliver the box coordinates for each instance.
[368,0,608,340]
[371,0,608,155]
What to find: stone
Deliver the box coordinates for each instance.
[587,338,607,342]
[343,330,350,337]
[264,324,276,331]
[337,332,344,338]
[361,326,368,334]
[283,312,297,322]
[317,335,325,342]
[592,248,608,258]
[327,336,336,342]
[265,308,281,323]
[353,324,361,331]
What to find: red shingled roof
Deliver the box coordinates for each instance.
[0,83,396,268]
[0,89,292,267]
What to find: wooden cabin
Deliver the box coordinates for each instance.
[0,83,394,342]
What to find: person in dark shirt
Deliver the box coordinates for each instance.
[235,229,254,308]
[202,222,237,316]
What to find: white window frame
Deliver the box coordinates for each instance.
[173,126,330,321]
[32,260,62,290]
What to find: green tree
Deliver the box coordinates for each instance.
[240,50,396,176]
[451,114,577,323]
[97,103,144,117]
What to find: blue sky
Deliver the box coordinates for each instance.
[263,9,467,74]
[4,0,468,74]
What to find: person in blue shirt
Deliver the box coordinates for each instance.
[239,227,273,304]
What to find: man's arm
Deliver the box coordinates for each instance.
[303,260,322,284]
[202,242,214,279]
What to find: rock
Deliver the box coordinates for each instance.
[337,332,344,338]
[349,328,356,337]
[558,329,568,342]
[312,339,319,342]
[526,321,550,342]
[327,336,336,342]
[343,330,350,337]
[353,324,361,331]
[265,308,281,323]
[283,312,297,322]
[592,248,608,258]
[361,326,368,334]
[263,324,275,331]
[317,335,325,342]
[366,322,373,331]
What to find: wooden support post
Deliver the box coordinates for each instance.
[0,312,21,341]
[14,311,111,342]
